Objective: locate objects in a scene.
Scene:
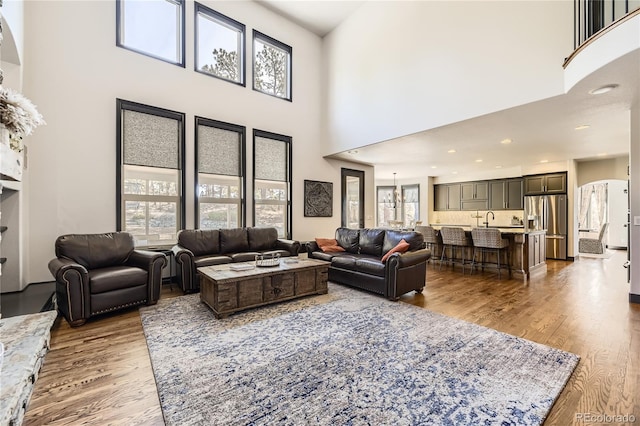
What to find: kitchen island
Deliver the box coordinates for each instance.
[428,225,547,281]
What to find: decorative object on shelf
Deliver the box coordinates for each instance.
[304,179,333,217]
[0,86,45,151]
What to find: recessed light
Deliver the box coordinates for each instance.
[431,166,437,169]
[347,150,358,155]
[589,84,618,95]
[500,139,512,144]
[447,149,456,153]
[495,165,502,169]
[452,171,458,174]
[597,152,607,157]
[475,159,483,163]
[540,159,549,163]
[575,125,590,130]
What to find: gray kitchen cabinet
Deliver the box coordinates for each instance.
[461,181,488,201]
[434,183,461,211]
[489,178,523,210]
[524,173,566,195]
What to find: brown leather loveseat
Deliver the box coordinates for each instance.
[307,227,431,300]
[172,227,300,293]
[48,232,167,326]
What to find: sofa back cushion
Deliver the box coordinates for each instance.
[178,229,220,256]
[248,227,277,251]
[358,228,386,256]
[220,228,250,254]
[383,230,424,254]
[335,228,360,253]
[56,232,134,270]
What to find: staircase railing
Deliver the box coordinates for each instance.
[574,0,640,49]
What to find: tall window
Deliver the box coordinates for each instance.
[117,99,185,246]
[377,186,396,227]
[402,184,420,227]
[253,130,292,238]
[116,0,185,66]
[252,30,292,101]
[196,117,245,229]
[195,3,245,85]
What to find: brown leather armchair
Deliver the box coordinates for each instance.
[48,232,167,326]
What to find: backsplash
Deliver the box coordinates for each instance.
[431,210,524,228]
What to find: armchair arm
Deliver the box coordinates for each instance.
[275,238,300,256]
[396,249,432,268]
[48,257,90,325]
[127,250,167,304]
[306,241,319,256]
[385,249,431,301]
[171,245,197,293]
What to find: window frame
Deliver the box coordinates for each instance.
[194,116,246,229]
[252,30,292,101]
[116,99,186,247]
[116,0,186,67]
[401,184,420,226]
[194,2,246,86]
[377,185,396,227]
[252,129,292,239]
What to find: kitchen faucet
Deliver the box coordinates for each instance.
[483,211,495,228]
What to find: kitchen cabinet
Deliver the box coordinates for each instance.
[524,173,566,195]
[528,231,546,269]
[489,178,523,210]
[434,183,461,211]
[461,182,488,201]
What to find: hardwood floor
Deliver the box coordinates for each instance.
[24,251,639,425]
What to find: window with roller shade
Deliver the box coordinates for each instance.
[116,99,185,246]
[253,130,292,238]
[195,117,245,229]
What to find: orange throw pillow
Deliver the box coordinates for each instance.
[381,239,410,263]
[315,238,346,253]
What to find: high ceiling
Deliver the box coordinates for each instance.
[256,1,638,182]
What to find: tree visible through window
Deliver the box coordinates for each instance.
[195,3,245,85]
[253,31,291,100]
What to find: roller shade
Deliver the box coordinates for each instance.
[123,110,179,169]
[198,125,241,176]
[254,136,287,181]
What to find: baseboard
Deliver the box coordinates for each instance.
[629,293,640,304]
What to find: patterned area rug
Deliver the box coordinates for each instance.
[140,284,579,425]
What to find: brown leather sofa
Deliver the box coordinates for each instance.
[172,227,300,293]
[307,227,431,300]
[48,232,167,326]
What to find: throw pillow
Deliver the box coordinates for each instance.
[315,238,346,253]
[381,238,410,263]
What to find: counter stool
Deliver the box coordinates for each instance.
[439,227,472,273]
[470,228,511,279]
[416,226,442,267]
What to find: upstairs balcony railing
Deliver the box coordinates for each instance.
[574,0,640,49]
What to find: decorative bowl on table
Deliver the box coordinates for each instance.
[255,253,281,267]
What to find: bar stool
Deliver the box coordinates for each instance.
[415,225,442,267]
[439,227,472,273]
[470,228,511,279]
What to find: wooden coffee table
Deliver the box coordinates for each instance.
[198,258,329,318]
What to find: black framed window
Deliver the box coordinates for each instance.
[116,99,185,246]
[253,130,292,238]
[195,3,245,85]
[401,184,420,227]
[252,30,292,101]
[195,117,246,229]
[377,185,396,227]
[116,0,185,67]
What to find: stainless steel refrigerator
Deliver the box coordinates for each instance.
[524,194,568,260]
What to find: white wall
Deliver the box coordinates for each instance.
[21,0,368,283]
[323,0,573,155]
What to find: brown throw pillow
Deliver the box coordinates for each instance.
[315,238,346,253]
[381,239,410,263]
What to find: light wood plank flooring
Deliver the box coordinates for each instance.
[24,251,639,425]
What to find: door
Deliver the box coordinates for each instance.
[545,195,567,260]
[341,168,364,228]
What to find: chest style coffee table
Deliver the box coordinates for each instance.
[198,258,329,318]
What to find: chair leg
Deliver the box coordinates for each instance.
[471,247,477,274]
[497,248,501,279]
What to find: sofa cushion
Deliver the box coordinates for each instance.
[194,255,232,268]
[383,230,424,253]
[354,258,386,277]
[89,265,147,294]
[331,255,358,269]
[56,232,134,270]
[359,229,386,256]
[309,251,350,262]
[178,229,220,256]
[316,238,346,253]
[231,252,261,262]
[335,228,360,254]
[220,228,250,254]
[248,228,277,251]
[381,239,410,263]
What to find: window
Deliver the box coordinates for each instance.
[401,184,420,227]
[252,30,292,101]
[117,99,185,246]
[195,3,245,85]
[377,185,396,227]
[253,130,292,238]
[196,117,245,229]
[116,0,185,66]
